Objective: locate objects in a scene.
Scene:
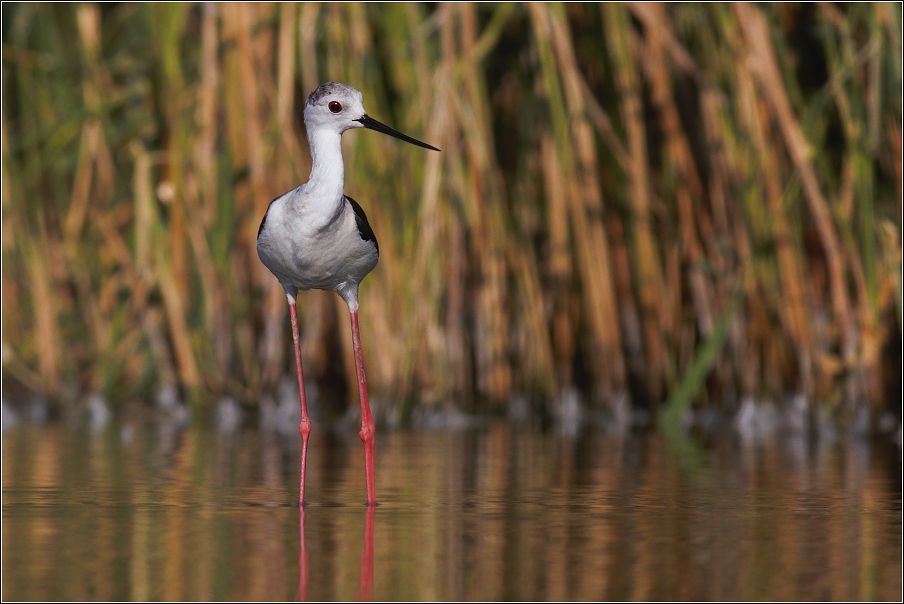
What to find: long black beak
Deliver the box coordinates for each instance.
[355,115,440,151]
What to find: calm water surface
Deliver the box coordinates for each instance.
[2,418,901,601]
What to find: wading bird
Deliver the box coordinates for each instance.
[257,82,439,506]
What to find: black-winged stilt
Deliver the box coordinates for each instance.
[257,82,439,506]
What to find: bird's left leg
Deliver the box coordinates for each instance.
[287,293,311,506]
[349,307,376,506]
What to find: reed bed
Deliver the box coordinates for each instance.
[2,3,901,424]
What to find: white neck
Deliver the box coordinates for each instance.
[306,127,345,202]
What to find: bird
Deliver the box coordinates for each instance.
[257,82,439,506]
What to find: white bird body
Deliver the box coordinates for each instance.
[255,82,438,506]
[257,186,378,310]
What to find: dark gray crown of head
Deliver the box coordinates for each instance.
[306,82,345,107]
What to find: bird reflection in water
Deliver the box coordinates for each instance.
[297,506,375,602]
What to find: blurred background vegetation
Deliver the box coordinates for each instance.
[1,3,901,425]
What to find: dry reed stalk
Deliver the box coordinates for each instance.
[635,15,728,396]
[130,142,154,285]
[734,58,814,396]
[184,182,228,387]
[408,65,452,398]
[694,31,761,397]
[53,5,119,390]
[818,4,889,405]
[64,121,102,243]
[62,119,112,375]
[191,4,232,377]
[220,4,255,250]
[275,3,305,181]
[433,4,473,402]
[736,2,859,405]
[148,4,189,300]
[24,234,60,394]
[65,239,108,384]
[546,3,627,402]
[196,2,219,229]
[276,3,297,137]
[698,92,732,250]
[604,3,670,400]
[529,4,596,400]
[579,77,630,172]
[636,6,717,336]
[130,88,201,392]
[712,11,815,396]
[506,215,558,398]
[407,8,464,401]
[155,244,200,390]
[297,2,321,95]
[91,206,147,390]
[236,3,277,225]
[606,212,645,376]
[130,142,177,388]
[457,2,512,403]
[403,3,437,130]
[740,10,827,396]
[157,103,229,389]
[228,4,284,390]
[158,40,227,394]
[629,3,708,83]
[443,221,471,402]
[540,131,574,390]
[0,114,32,390]
[444,21,516,418]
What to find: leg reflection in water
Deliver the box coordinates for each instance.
[297,505,375,601]
[358,505,375,601]
[297,507,308,602]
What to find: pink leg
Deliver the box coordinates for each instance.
[290,301,312,506]
[349,309,376,506]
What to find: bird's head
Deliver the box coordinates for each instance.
[304,82,439,151]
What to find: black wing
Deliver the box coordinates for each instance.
[257,195,280,238]
[345,195,379,254]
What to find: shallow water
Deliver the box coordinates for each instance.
[2,419,901,601]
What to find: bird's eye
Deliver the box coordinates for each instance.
[329,101,342,113]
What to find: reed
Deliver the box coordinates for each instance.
[2,3,900,423]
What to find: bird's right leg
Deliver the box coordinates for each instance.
[348,307,376,506]
[288,294,311,506]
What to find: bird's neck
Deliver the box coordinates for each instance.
[306,128,345,201]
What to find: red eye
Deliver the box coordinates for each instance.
[329,101,342,113]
